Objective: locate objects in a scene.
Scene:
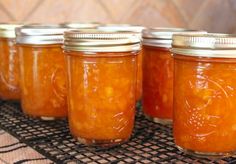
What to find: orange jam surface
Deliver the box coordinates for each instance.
[18,44,67,118]
[0,38,20,100]
[136,50,142,101]
[66,51,137,143]
[174,55,236,153]
[142,46,173,120]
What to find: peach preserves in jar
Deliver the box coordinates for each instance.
[0,24,22,100]
[64,30,140,147]
[172,33,236,158]
[16,25,67,120]
[142,28,205,124]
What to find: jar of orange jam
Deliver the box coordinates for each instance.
[16,25,67,120]
[172,33,236,158]
[142,28,206,124]
[63,30,140,147]
[0,24,22,100]
[98,24,145,101]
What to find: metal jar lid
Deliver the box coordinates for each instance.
[0,23,22,38]
[97,24,145,33]
[63,29,141,53]
[61,22,100,29]
[16,24,67,45]
[142,27,206,48]
[171,33,236,58]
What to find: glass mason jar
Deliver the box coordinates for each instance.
[16,25,67,120]
[142,28,206,124]
[172,33,236,158]
[0,24,22,100]
[98,24,145,102]
[63,30,140,147]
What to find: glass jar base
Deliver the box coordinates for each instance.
[24,113,65,121]
[176,145,235,159]
[144,114,172,125]
[76,137,128,147]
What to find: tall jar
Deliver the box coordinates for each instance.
[0,24,22,100]
[98,24,145,102]
[172,33,236,158]
[63,30,140,147]
[142,28,206,124]
[16,25,67,120]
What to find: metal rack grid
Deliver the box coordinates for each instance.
[0,100,235,163]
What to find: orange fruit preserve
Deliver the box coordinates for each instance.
[174,55,236,153]
[136,50,143,101]
[66,52,136,145]
[142,46,173,122]
[18,45,67,118]
[172,33,236,157]
[0,38,20,100]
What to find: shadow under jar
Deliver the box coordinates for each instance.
[142,28,206,125]
[16,25,67,120]
[172,33,236,158]
[98,24,145,102]
[63,30,140,147]
[0,24,22,100]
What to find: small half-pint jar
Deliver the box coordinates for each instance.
[0,24,22,100]
[172,33,236,158]
[64,30,140,147]
[16,25,67,120]
[142,28,206,124]
[98,24,145,102]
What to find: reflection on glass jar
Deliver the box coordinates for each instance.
[172,33,236,158]
[16,25,67,120]
[0,24,22,100]
[64,30,140,147]
[142,28,206,124]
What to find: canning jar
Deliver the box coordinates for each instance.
[0,24,22,100]
[142,28,206,124]
[16,25,67,120]
[98,24,145,101]
[64,30,140,147]
[172,33,236,158]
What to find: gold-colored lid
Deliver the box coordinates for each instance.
[0,23,22,38]
[142,27,206,48]
[172,33,236,58]
[16,24,67,45]
[64,29,141,52]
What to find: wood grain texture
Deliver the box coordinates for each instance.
[0,0,234,33]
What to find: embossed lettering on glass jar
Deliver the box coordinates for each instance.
[98,24,145,102]
[63,30,140,147]
[172,33,236,158]
[142,28,206,125]
[16,25,67,120]
[0,24,22,100]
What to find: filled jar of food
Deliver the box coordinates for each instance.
[98,24,145,102]
[172,33,236,158]
[0,24,22,100]
[63,30,140,147]
[142,28,205,124]
[16,25,67,120]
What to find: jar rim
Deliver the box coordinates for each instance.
[142,27,206,48]
[63,29,141,52]
[16,24,67,45]
[0,23,22,38]
[171,33,236,58]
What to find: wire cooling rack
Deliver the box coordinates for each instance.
[0,100,236,163]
